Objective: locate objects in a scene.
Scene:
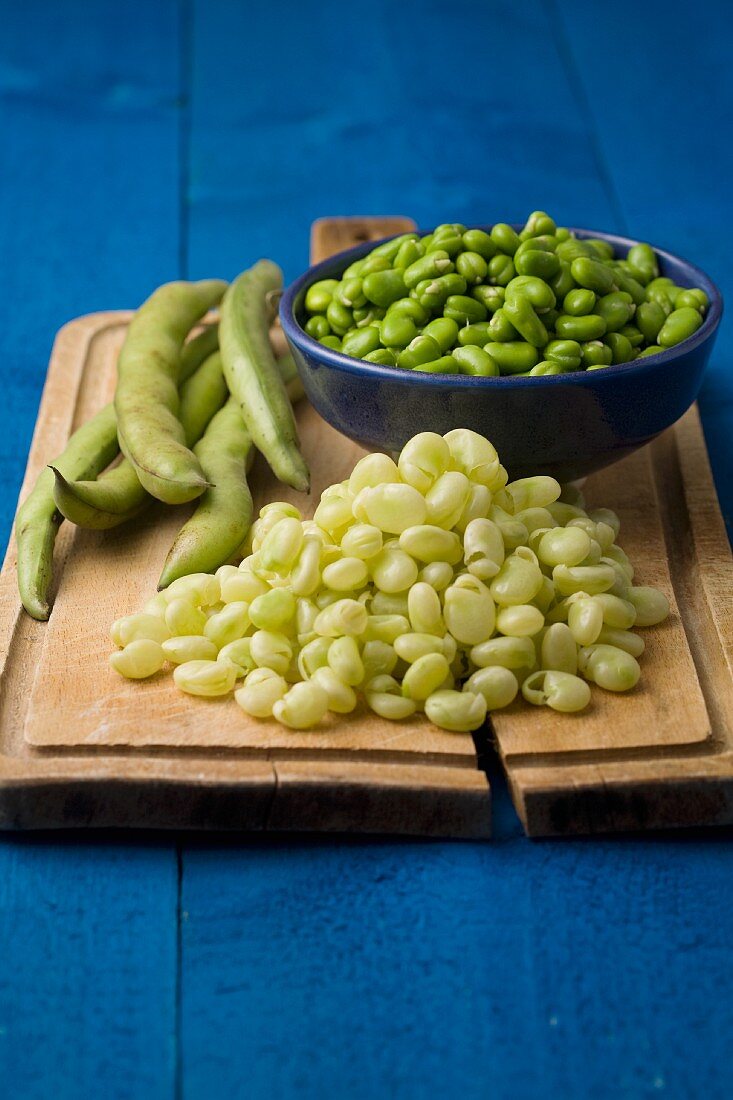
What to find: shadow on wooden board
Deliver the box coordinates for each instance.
[0,217,731,838]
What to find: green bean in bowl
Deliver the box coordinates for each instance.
[300,211,710,375]
[282,217,721,479]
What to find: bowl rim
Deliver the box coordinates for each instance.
[280,225,723,388]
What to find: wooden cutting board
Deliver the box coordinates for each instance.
[0,216,731,837]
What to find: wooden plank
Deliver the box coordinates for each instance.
[496,405,733,835]
[493,441,711,761]
[0,3,181,1096]
[552,0,733,530]
[269,760,491,838]
[311,216,417,263]
[488,0,733,835]
[15,313,475,767]
[0,218,488,835]
[2,202,733,835]
[179,8,733,1100]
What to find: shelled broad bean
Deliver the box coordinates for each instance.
[110,428,670,732]
[302,212,709,375]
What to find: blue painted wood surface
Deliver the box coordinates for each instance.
[1,2,732,1097]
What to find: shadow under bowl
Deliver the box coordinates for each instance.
[280,226,722,481]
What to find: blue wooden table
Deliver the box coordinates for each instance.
[1,2,732,1096]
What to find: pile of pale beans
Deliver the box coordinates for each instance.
[110,429,669,732]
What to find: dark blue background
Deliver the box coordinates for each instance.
[1,2,731,1097]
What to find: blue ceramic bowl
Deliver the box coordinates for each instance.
[280,227,723,481]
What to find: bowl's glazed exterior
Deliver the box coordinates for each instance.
[280,227,722,481]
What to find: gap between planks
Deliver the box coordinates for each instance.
[0,214,491,838]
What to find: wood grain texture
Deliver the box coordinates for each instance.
[180,4,733,1100]
[0,4,181,1097]
[269,760,491,837]
[311,216,417,263]
[0,245,489,836]
[493,438,710,762]
[18,318,473,768]
[497,406,733,835]
[3,4,733,1100]
[2,205,733,838]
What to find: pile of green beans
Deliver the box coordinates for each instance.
[302,211,709,376]
[17,266,307,619]
[110,427,670,732]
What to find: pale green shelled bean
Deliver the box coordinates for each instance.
[220,261,308,492]
[110,424,670,727]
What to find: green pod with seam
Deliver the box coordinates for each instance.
[18,407,119,620]
[158,398,254,587]
[115,278,227,505]
[221,260,309,492]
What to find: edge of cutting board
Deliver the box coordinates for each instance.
[0,215,491,838]
[494,405,733,836]
[311,219,733,837]
[1,213,732,838]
